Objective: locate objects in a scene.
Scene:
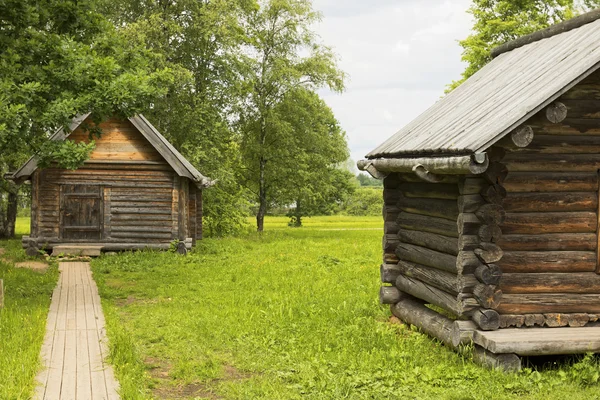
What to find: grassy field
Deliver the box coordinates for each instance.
[89,215,600,399]
[0,217,58,400]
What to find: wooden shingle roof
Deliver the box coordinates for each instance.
[12,114,212,187]
[366,11,600,159]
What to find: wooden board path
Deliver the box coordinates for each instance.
[34,262,119,400]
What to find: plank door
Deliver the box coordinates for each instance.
[60,184,103,240]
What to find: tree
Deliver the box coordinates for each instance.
[0,0,172,238]
[99,0,255,236]
[237,0,345,232]
[448,0,584,91]
[356,173,383,187]
[259,88,354,227]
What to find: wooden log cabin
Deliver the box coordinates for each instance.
[359,10,600,370]
[8,113,212,255]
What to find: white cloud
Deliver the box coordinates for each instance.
[312,0,473,162]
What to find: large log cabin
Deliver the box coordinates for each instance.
[359,10,600,369]
[8,114,212,254]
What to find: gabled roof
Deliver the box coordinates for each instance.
[11,114,212,187]
[366,11,600,159]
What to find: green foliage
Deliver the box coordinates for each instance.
[342,187,383,216]
[448,0,585,91]
[236,0,347,231]
[0,240,58,398]
[356,173,383,187]
[100,0,255,236]
[90,216,600,399]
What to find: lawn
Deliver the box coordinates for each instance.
[0,217,58,400]
[91,215,600,400]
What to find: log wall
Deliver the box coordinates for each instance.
[496,71,600,323]
[32,117,198,246]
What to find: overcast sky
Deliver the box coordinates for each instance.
[312,0,473,168]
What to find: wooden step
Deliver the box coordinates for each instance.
[51,245,103,257]
[473,326,600,356]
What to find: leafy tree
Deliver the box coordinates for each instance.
[100,0,255,236]
[448,0,584,91]
[237,0,345,232]
[341,187,383,217]
[356,173,383,187]
[0,0,172,237]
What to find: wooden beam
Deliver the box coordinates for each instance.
[471,309,500,331]
[496,125,534,149]
[396,260,478,295]
[379,286,402,304]
[498,251,596,273]
[474,264,502,286]
[503,172,598,193]
[395,243,458,274]
[357,154,489,175]
[501,272,600,294]
[397,212,458,238]
[399,183,459,199]
[498,294,600,314]
[396,228,458,256]
[380,264,401,284]
[397,196,459,221]
[502,212,597,234]
[497,233,597,251]
[473,345,521,372]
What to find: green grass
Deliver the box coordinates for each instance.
[92,216,600,399]
[0,217,58,399]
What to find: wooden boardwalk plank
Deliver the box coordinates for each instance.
[474,326,600,356]
[34,262,120,400]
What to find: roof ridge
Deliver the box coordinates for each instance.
[491,8,600,58]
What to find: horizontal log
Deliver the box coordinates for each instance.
[111,232,172,239]
[497,233,597,251]
[384,221,400,235]
[504,154,600,172]
[111,226,171,233]
[383,204,400,220]
[383,173,401,189]
[451,320,478,347]
[380,264,401,284]
[458,235,480,252]
[396,229,458,256]
[496,125,534,149]
[480,184,507,205]
[474,243,503,264]
[473,346,521,372]
[502,192,597,212]
[357,155,489,175]
[396,260,478,295]
[379,286,402,304]
[498,294,600,314]
[475,204,506,225]
[397,212,458,238]
[397,196,459,221]
[459,177,489,195]
[112,215,172,221]
[501,212,597,234]
[458,213,502,242]
[382,234,400,253]
[473,284,502,309]
[498,251,596,273]
[503,172,598,192]
[391,296,456,348]
[395,243,458,273]
[501,272,600,294]
[510,135,600,154]
[482,162,508,185]
[111,208,173,215]
[395,275,477,317]
[457,252,484,275]
[471,308,500,331]
[475,264,502,286]
[458,194,487,213]
[399,183,459,199]
[396,173,459,184]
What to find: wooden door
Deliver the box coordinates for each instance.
[60,185,103,240]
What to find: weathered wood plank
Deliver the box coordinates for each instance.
[503,172,598,192]
[396,260,478,294]
[498,251,596,273]
[399,183,459,199]
[398,196,459,221]
[395,243,458,274]
[501,272,600,294]
[502,192,597,212]
[511,135,600,154]
[498,294,600,313]
[504,154,600,172]
[497,233,597,251]
[396,228,458,256]
[396,212,458,238]
[501,212,597,234]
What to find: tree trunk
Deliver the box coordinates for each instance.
[257,156,267,232]
[5,191,17,238]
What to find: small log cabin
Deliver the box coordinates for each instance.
[359,10,600,369]
[8,113,212,254]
